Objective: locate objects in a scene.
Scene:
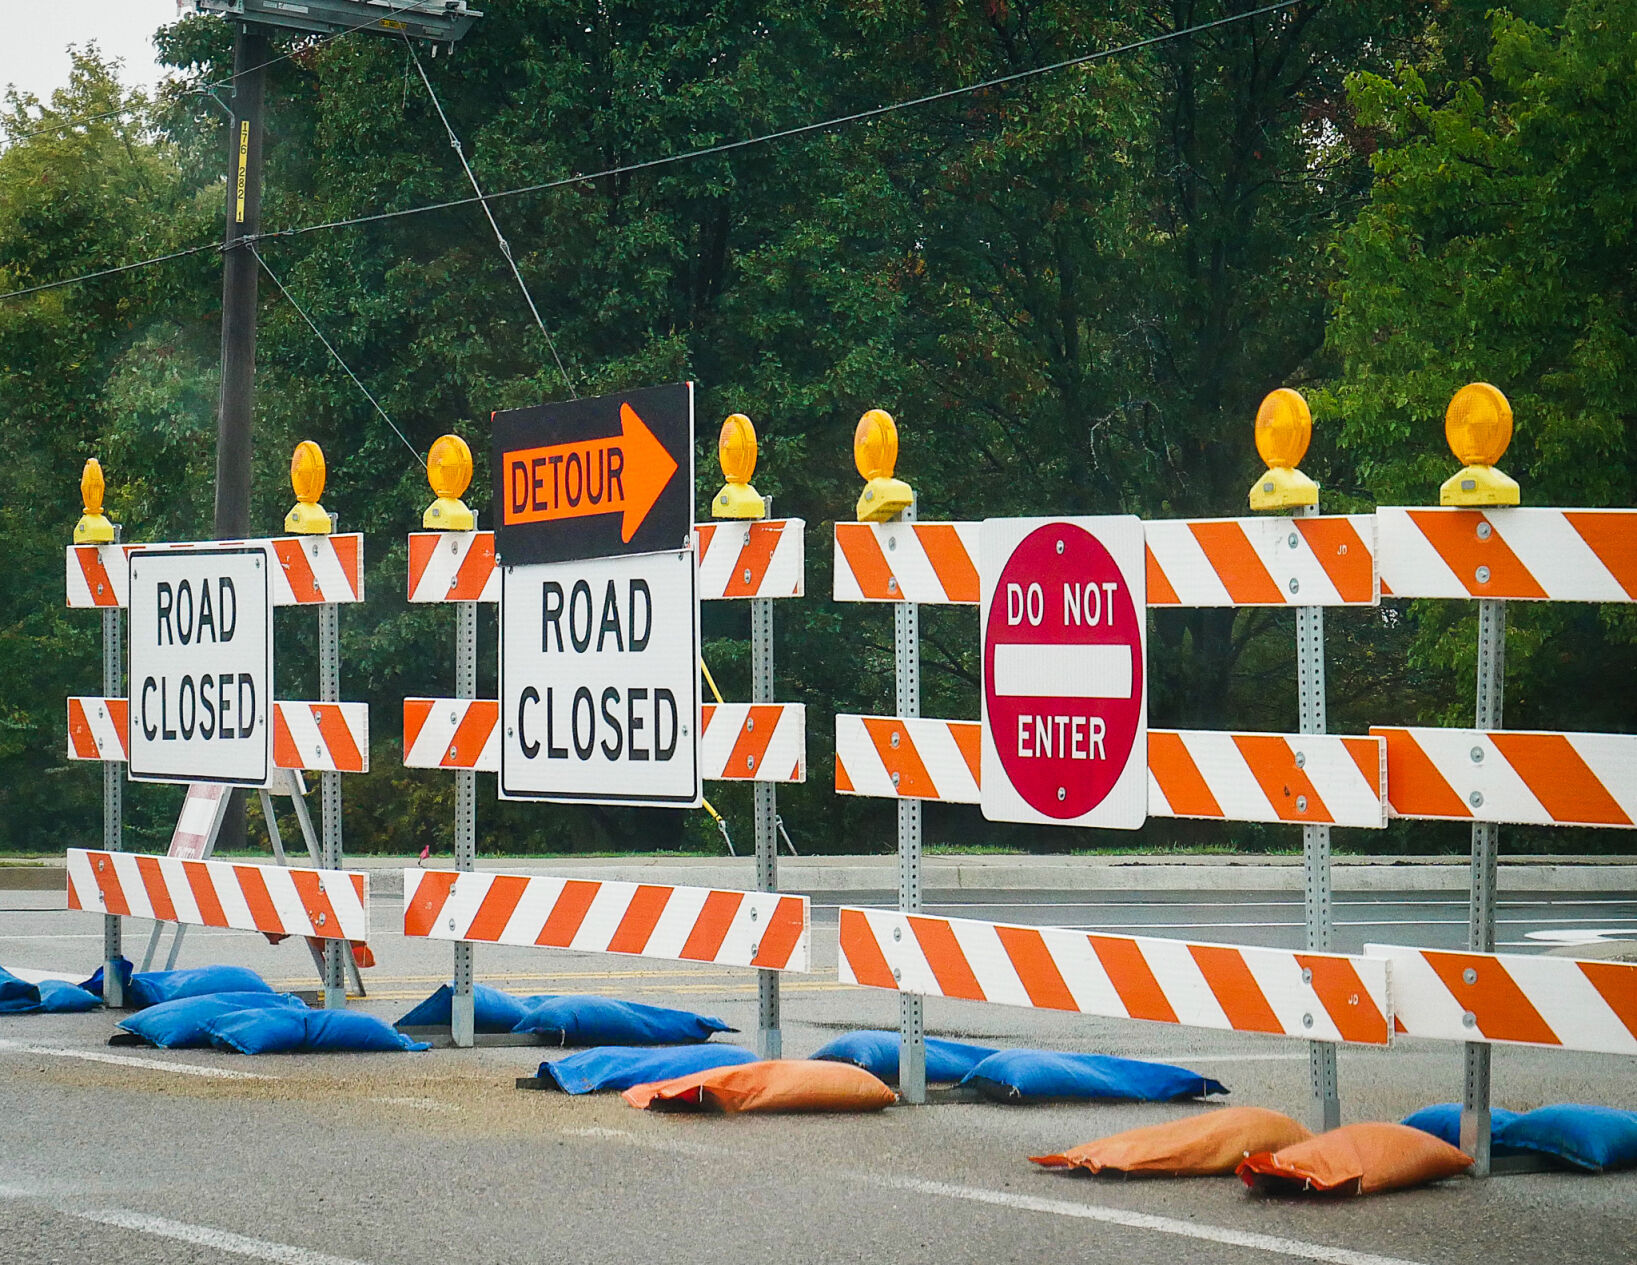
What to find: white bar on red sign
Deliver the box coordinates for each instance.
[403,698,500,771]
[839,907,1392,1045]
[403,869,810,972]
[407,531,499,603]
[1144,515,1377,607]
[268,534,364,605]
[65,544,131,608]
[1366,944,1637,1055]
[1149,730,1387,829]
[832,521,980,604]
[1372,726,1637,829]
[694,519,805,600]
[833,715,980,803]
[700,703,806,782]
[66,697,130,762]
[271,702,370,774]
[65,848,369,941]
[1376,507,1637,602]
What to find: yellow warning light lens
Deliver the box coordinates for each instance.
[428,434,474,501]
[1254,388,1312,471]
[290,441,327,505]
[718,414,758,484]
[80,458,105,516]
[854,409,898,481]
[1445,382,1513,468]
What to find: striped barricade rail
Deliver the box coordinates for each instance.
[833,717,1387,827]
[1376,507,1637,601]
[1372,727,1637,829]
[404,870,811,972]
[67,697,370,774]
[1148,730,1386,828]
[700,703,806,782]
[407,530,498,603]
[66,848,369,942]
[404,698,500,771]
[1367,945,1637,1055]
[1145,515,1377,607]
[67,534,365,608]
[834,715,980,802]
[839,907,1392,1045]
[695,519,806,600]
[833,521,980,604]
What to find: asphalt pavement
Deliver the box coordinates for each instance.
[2,870,1635,1265]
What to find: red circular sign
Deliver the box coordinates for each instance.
[984,523,1143,819]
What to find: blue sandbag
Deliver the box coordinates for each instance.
[118,992,308,1049]
[394,982,545,1033]
[959,1049,1228,1104]
[539,1044,759,1094]
[78,956,134,997]
[205,1007,430,1054]
[1401,1103,1524,1157]
[1498,1104,1637,1173]
[127,965,275,1010]
[808,1029,997,1084]
[0,967,42,1013]
[33,979,103,1013]
[512,996,736,1046]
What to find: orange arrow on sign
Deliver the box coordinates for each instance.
[501,402,679,543]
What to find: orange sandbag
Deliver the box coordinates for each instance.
[622,1059,897,1114]
[1031,1106,1313,1176]
[1237,1122,1473,1195]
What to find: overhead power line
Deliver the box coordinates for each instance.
[4,0,436,146]
[0,1,1299,305]
[252,0,1301,244]
[0,241,221,302]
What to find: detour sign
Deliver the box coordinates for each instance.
[979,518,1147,828]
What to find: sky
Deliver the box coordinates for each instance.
[0,0,184,106]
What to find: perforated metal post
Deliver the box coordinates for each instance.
[894,498,926,1104]
[100,525,125,1007]
[451,595,478,1046]
[1461,597,1506,1176]
[1295,503,1339,1131]
[318,596,345,1010]
[752,587,780,1058]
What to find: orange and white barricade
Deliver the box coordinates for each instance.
[62,448,373,1005]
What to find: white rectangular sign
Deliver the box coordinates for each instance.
[499,549,701,806]
[128,543,273,786]
[980,516,1147,829]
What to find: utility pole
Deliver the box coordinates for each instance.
[213,23,268,851]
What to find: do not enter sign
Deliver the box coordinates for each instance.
[980,518,1147,828]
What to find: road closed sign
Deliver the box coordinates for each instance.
[499,549,702,806]
[128,543,273,786]
[980,518,1146,828]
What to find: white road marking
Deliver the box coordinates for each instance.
[0,1038,274,1081]
[76,1208,369,1265]
[886,1176,1430,1265]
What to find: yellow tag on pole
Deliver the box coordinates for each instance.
[235,121,250,224]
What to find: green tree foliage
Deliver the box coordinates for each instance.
[1,3,1630,856]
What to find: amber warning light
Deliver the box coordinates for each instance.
[502,402,677,543]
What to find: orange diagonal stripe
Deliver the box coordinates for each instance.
[908,916,986,1001]
[1406,510,1546,598]
[1233,733,1333,824]
[752,896,807,969]
[835,525,900,600]
[1578,961,1637,1041]
[723,705,781,779]
[313,705,364,773]
[1297,953,1390,1045]
[537,880,601,947]
[404,871,459,937]
[916,524,979,603]
[1563,511,1637,598]
[1189,521,1284,604]
[465,874,531,942]
[607,885,673,955]
[723,521,783,598]
[1372,727,1472,819]
[838,909,897,988]
[1145,545,1180,605]
[1147,731,1222,817]
[1088,936,1177,1023]
[679,890,742,962]
[994,925,1077,1011]
[1424,951,1560,1045]
[1190,944,1284,1034]
[1489,732,1632,827]
[862,717,937,798]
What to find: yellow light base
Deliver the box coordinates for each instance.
[712,481,766,520]
[1441,464,1519,507]
[73,512,115,545]
[856,476,914,523]
[423,496,476,530]
[1248,465,1318,512]
[284,500,334,535]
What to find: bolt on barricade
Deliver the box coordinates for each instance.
[401,408,810,1051]
[1364,384,1637,1175]
[64,445,374,1008]
[831,402,1396,1112]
